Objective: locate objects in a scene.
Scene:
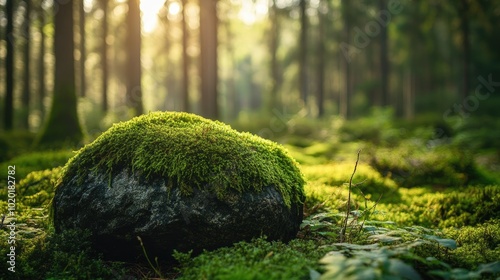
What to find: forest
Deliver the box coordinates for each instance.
[1,0,500,279]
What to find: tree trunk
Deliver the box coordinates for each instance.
[36,0,83,147]
[317,1,326,118]
[101,0,109,112]
[299,0,308,108]
[224,13,238,119]
[340,0,350,119]
[4,0,14,131]
[379,0,389,107]
[22,0,32,129]
[459,0,470,99]
[199,0,219,119]
[38,4,46,118]
[181,0,190,112]
[404,67,414,120]
[126,0,143,115]
[268,0,281,112]
[79,0,86,97]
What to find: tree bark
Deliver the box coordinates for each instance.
[269,0,281,112]
[317,1,326,118]
[299,0,308,107]
[181,0,190,112]
[38,4,46,118]
[379,0,390,106]
[379,0,389,107]
[4,0,14,131]
[340,0,350,119]
[79,0,86,97]
[199,0,219,119]
[459,0,470,99]
[100,0,109,112]
[126,0,143,115]
[36,0,83,147]
[22,0,32,129]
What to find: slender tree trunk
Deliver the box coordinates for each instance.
[404,67,414,120]
[161,17,178,111]
[36,0,83,147]
[126,0,143,115]
[224,14,238,119]
[299,0,308,107]
[199,0,219,119]
[459,0,470,99]
[379,0,389,107]
[79,0,86,97]
[4,0,14,131]
[38,5,46,118]
[269,0,281,112]
[317,1,325,118]
[22,0,32,129]
[340,0,350,119]
[101,0,109,112]
[181,0,190,112]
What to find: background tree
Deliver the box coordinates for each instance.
[38,3,47,118]
[340,0,351,119]
[181,0,190,112]
[4,0,14,131]
[78,0,86,97]
[100,0,109,112]
[299,0,308,108]
[268,0,281,112]
[379,0,389,107]
[21,0,32,129]
[457,0,470,100]
[199,0,218,119]
[125,0,143,115]
[316,0,326,118]
[36,0,83,147]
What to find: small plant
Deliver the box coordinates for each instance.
[339,150,383,243]
[137,236,165,279]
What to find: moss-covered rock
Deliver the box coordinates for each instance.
[53,112,305,260]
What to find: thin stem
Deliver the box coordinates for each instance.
[340,149,361,242]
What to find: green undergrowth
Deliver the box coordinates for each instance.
[173,238,329,280]
[0,149,74,186]
[0,131,36,161]
[368,144,495,188]
[2,112,500,279]
[370,185,500,228]
[60,111,305,207]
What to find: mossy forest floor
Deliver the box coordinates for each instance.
[1,112,500,279]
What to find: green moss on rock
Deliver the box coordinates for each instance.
[60,112,305,207]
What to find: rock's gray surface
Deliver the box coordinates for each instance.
[53,168,303,260]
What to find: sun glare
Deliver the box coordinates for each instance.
[140,0,167,33]
[238,0,268,25]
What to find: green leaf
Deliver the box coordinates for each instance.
[331,243,380,251]
[477,261,500,275]
[423,235,457,249]
[309,268,322,280]
[368,234,402,244]
[388,259,422,280]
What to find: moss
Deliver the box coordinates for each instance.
[174,237,328,280]
[59,112,305,207]
[444,219,500,269]
[0,150,74,187]
[301,162,398,201]
[369,145,494,188]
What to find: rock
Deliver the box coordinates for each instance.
[53,112,305,260]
